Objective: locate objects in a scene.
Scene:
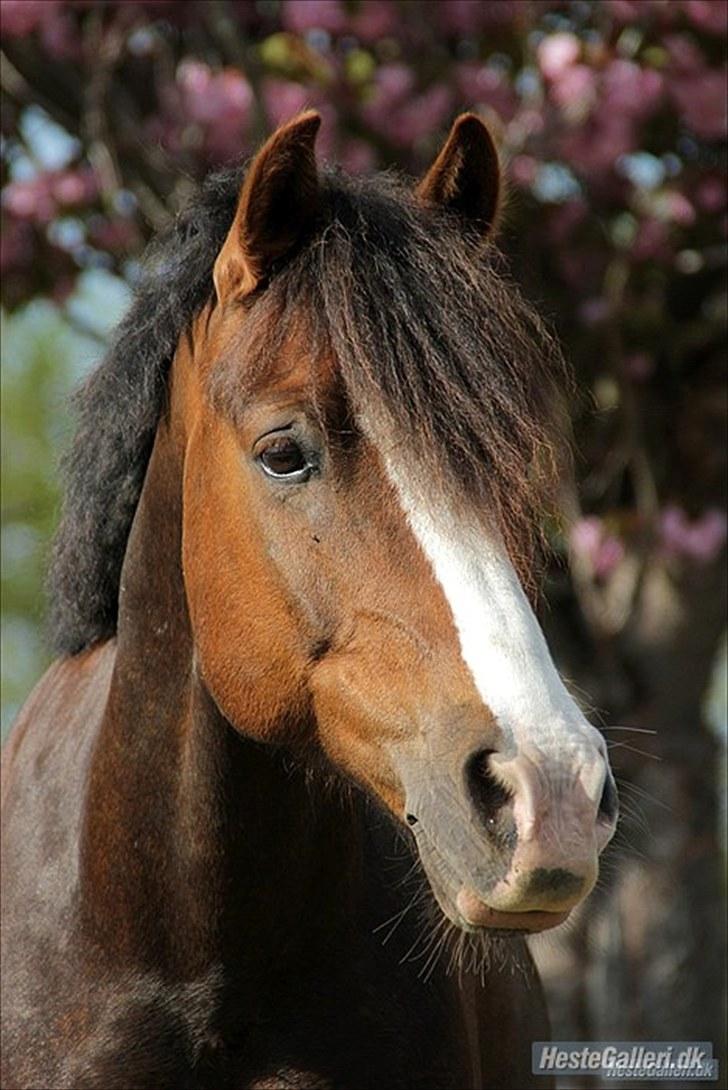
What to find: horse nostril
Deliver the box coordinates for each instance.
[598,773,619,824]
[465,749,512,830]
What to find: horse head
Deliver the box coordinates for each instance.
[176,111,617,935]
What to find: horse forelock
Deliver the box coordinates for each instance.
[49,164,570,656]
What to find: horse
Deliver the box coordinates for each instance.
[1,112,618,1090]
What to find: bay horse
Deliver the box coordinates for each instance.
[1,112,618,1089]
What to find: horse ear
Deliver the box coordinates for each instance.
[416,113,502,241]
[213,111,321,302]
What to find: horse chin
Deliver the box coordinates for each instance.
[414,832,571,937]
[434,878,570,936]
[452,887,570,934]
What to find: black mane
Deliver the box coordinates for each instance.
[49,166,244,654]
[49,164,568,655]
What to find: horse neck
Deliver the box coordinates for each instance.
[80,323,361,985]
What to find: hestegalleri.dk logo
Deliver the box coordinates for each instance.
[532,1041,719,1081]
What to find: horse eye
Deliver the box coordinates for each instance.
[258,438,311,481]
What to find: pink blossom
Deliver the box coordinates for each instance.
[2,177,56,224]
[537,33,581,80]
[694,175,727,213]
[510,155,538,188]
[662,191,696,226]
[664,34,705,73]
[39,7,79,60]
[456,63,518,121]
[263,79,312,130]
[0,0,59,36]
[684,1,728,35]
[561,111,636,174]
[456,64,516,120]
[593,536,626,579]
[631,217,672,261]
[664,36,725,139]
[260,83,334,159]
[217,69,253,114]
[350,1,398,42]
[51,169,97,207]
[659,506,728,563]
[383,84,454,147]
[360,70,405,137]
[177,61,253,160]
[281,0,346,35]
[516,108,545,137]
[570,516,603,558]
[178,62,252,127]
[570,516,625,578]
[3,169,97,225]
[602,61,663,121]
[374,64,415,105]
[550,64,596,111]
[0,0,78,59]
[177,60,213,117]
[671,69,728,140]
[363,65,447,146]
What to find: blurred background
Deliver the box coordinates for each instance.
[1,1,726,1084]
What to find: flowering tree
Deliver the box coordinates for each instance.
[2,1,726,1075]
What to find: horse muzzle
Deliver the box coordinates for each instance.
[394,731,618,933]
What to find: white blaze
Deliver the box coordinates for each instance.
[384,457,602,762]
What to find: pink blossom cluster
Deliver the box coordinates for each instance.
[166,61,254,163]
[0,0,725,584]
[570,516,626,580]
[281,0,513,40]
[666,33,728,140]
[362,65,453,148]
[683,0,728,36]
[282,0,397,42]
[0,0,79,59]
[2,169,98,225]
[537,33,666,175]
[536,24,726,192]
[571,506,728,577]
[455,62,519,124]
[659,507,728,563]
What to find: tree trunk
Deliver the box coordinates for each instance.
[535,552,727,1090]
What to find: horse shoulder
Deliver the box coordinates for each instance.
[1,642,115,1089]
[2,641,115,818]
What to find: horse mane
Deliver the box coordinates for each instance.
[48,165,244,654]
[49,164,570,656]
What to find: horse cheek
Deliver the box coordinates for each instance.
[182,423,309,740]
